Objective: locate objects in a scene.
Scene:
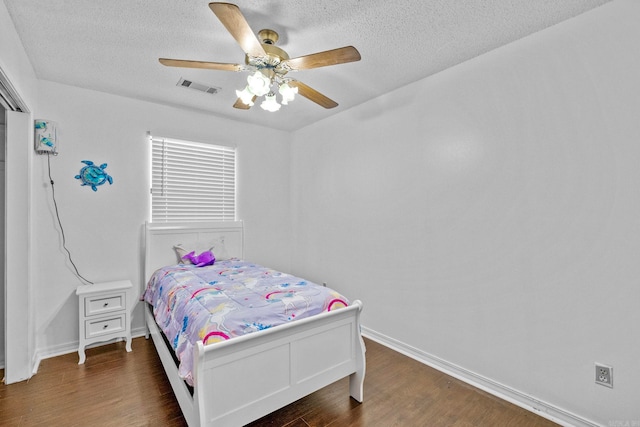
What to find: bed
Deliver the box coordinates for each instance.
[142,221,366,426]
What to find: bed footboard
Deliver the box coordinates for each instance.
[193,300,365,427]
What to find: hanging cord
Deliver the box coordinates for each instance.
[47,153,93,285]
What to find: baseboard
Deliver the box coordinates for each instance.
[361,326,601,427]
[32,326,148,375]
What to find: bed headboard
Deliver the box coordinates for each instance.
[144,221,244,282]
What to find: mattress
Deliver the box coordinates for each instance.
[143,259,350,385]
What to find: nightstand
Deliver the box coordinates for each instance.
[76,280,133,364]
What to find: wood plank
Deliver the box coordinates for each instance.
[0,337,558,426]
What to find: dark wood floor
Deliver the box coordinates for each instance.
[0,337,558,426]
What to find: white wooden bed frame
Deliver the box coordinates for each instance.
[143,221,366,427]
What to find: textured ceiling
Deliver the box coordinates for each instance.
[3,0,611,132]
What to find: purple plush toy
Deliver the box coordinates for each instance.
[182,250,216,267]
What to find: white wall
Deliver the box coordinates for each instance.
[290,1,639,425]
[32,80,292,358]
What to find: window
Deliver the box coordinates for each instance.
[151,135,236,222]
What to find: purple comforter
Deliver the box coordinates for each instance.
[143,259,349,385]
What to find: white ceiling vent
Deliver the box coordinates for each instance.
[177,78,221,95]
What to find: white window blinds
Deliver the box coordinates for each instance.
[151,135,236,222]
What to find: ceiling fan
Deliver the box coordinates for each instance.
[159,2,361,112]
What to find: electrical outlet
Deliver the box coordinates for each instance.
[595,363,613,388]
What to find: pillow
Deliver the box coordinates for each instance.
[173,244,199,264]
[209,236,230,261]
[173,235,231,264]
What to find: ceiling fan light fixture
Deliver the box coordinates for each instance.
[246,71,271,97]
[159,3,361,112]
[235,86,255,105]
[260,92,281,112]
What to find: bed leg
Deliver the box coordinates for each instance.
[349,302,366,403]
[349,369,365,403]
[349,333,366,403]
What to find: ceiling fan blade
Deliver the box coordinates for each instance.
[289,81,338,109]
[159,58,243,72]
[209,2,266,58]
[233,95,257,110]
[283,46,361,71]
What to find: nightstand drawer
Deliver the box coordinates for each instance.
[85,292,126,317]
[85,314,126,339]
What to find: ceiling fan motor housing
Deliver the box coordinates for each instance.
[245,29,290,78]
[258,29,278,45]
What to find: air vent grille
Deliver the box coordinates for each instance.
[177,78,221,95]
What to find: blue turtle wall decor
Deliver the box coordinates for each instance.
[74,160,113,191]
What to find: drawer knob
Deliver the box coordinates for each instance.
[103,324,108,329]
[103,302,109,307]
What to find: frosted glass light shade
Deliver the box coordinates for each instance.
[247,71,271,96]
[260,92,281,112]
[279,82,298,105]
[235,86,255,105]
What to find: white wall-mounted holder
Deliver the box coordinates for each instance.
[34,119,58,155]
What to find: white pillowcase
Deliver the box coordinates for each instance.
[173,236,230,264]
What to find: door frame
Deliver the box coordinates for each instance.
[1,70,34,383]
